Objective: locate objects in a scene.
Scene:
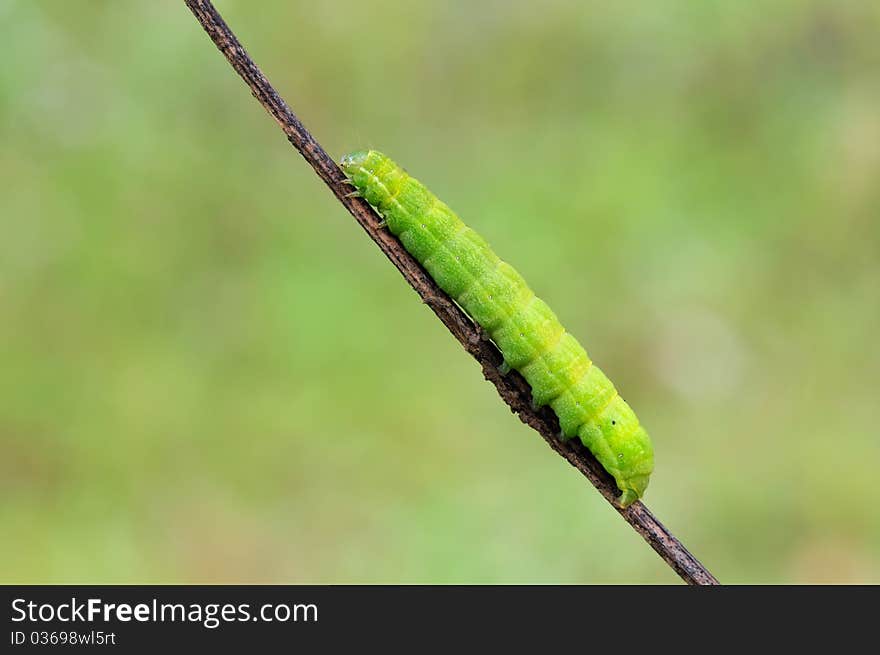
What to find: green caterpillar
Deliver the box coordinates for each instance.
[340,150,654,507]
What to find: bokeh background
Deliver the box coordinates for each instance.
[2,0,878,584]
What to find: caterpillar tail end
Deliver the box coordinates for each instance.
[617,489,639,508]
[615,474,650,509]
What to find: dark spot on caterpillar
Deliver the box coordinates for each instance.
[612,420,616,425]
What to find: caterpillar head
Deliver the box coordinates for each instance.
[340,150,379,190]
[340,150,406,210]
[340,150,369,174]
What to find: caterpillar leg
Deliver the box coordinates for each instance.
[497,360,511,376]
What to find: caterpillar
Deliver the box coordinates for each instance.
[340,150,654,507]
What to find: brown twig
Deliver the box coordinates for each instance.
[183,0,719,585]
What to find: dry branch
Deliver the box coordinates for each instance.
[183,0,719,585]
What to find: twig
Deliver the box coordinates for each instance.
[183,0,719,585]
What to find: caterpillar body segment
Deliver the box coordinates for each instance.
[340,149,654,507]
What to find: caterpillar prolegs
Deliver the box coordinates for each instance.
[340,150,654,507]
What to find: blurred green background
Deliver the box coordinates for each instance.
[2,0,878,584]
